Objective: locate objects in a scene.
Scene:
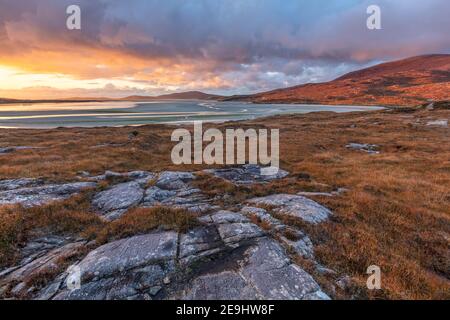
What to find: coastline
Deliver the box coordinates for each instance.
[0,101,385,130]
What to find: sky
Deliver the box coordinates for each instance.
[0,0,449,99]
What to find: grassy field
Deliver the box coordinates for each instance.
[0,105,449,299]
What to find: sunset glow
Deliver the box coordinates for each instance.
[0,0,449,99]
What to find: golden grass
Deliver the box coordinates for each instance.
[0,191,103,267]
[88,206,200,244]
[0,205,26,266]
[0,194,200,267]
[0,107,449,299]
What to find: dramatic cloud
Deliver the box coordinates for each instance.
[0,0,448,98]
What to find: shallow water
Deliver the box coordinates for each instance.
[0,100,383,128]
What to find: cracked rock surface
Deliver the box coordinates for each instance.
[0,182,96,207]
[203,164,289,184]
[247,194,332,224]
[0,165,336,300]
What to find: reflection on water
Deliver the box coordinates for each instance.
[0,100,383,128]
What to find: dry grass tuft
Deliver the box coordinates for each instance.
[0,190,103,267]
[88,206,200,244]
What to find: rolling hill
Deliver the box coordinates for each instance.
[226,54,450,106]
[0,91,223,105]
[122,91,223,101]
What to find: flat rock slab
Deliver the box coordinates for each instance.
[217,222,265,245]
[0,241,86,298]
[241,238,328,300]
[182,271,261,300]
[92,181,144,216]
[16,235,74,266]
[0,178,43,191]
[247,194,331,224]
[13,210,329,300]
[143,185,215,214]
[241,206,285,231]
[0,165,334,300]
[204,164,289,185]
[144,186,176,204]
[155,171,195,190]
[89,171,155,183]
[426,119,448,127]
[345,143,380,154]
[182,238,329,300]
[54,231,178,300]
[179,225,223,264]
[240,206,314,258]
[0,182,96,207]
[210,210,251,224]
[77,231,177,281]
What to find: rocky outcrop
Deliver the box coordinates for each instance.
[0,182,96,207]
[89,170,154,182]
[241,206,314,258]
[49,210,328,300]
[180,237,328,300]
[247,194,332,224]
[89,171,157,220]
[345,143,380,154]
[155,171,195,190]
[0,240,86,298]
[54,232,178,300]
[0,165,337,300]
[204,164,289,184]
[142,171,216,214]
[179,225,223,266]
[0,178,44,191]
[92,181,145,220]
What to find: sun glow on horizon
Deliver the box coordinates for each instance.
[0,64,163,100]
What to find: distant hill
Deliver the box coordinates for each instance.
[0,98,112,105]
[123,91,224,101]
[0,91,224,105]
[225,54,450,106]
[0,98,19,104]
[3,55,449,107]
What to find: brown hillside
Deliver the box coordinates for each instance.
[233,54,450,106]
